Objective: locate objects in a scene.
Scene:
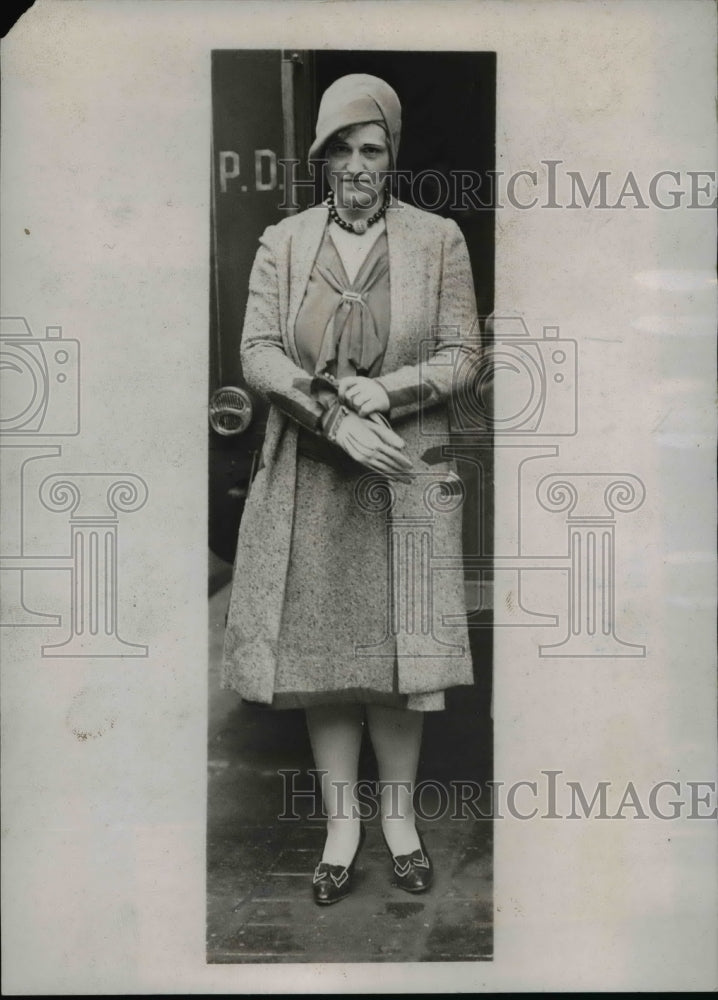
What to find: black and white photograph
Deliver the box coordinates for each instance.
[207,50,495,963]
[1,0,716,994]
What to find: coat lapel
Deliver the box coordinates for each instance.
[384,200,417,373]
[285,205,329,365]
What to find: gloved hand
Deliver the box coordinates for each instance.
[337,375,390,417]
[331,409,414,482]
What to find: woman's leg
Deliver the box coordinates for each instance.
[305,703,364,865]
[365,704,423,856]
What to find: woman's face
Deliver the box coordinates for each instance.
[325,122,391,211]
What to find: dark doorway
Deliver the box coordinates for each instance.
[208,50,495,964]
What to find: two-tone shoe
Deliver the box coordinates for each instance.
[312,823,366,905]
[385,831,433,893]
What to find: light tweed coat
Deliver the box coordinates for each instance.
[221,200,480,703]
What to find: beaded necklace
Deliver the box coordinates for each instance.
[326,188,388,235]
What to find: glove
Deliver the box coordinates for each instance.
[337,376,390,417]
[327,408,415,482]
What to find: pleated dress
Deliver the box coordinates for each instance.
[271,225,445,711]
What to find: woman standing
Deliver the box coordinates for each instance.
[222,74,480,904]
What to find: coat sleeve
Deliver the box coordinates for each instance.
[240,225,335,433]
[374,218,480,423]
